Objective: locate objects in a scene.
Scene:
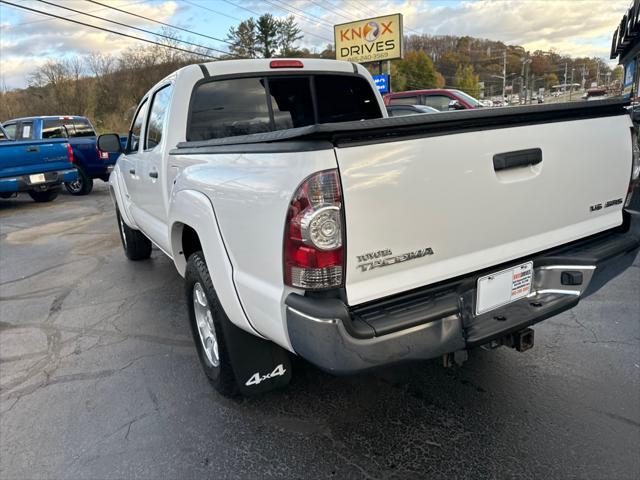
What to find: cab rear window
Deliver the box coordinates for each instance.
[42,118,96,138]
[188,74,381,141]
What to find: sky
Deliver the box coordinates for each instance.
[0,0,631,89]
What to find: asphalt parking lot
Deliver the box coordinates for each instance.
[1,183,639,479]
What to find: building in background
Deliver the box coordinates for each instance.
[611,0,640,99]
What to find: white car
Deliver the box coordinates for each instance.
[98,58,640,396]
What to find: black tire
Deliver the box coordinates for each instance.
[28,188,59,203]
[185,252,238,397]
[65,167,93,196]
[116,208,152,260]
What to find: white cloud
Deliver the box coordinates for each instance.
[270,0,629,59]
[0,0,631,88]
[0,0,181,88]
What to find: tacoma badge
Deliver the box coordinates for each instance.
[356,247,434,272]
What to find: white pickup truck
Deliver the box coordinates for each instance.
[98,58,640,396]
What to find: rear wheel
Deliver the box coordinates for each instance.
[28,188,59,203]
[185,252,238,397]
[185,251,292,397]
[65,167,93,196]
[116,208,152,260]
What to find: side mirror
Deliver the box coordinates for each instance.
[97,133,122,153]
[448,100,464,110]
[631,107,640,124]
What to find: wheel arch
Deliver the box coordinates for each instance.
[169,189,262,337]
[109,164,138,229]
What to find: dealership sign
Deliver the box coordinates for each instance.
[335,14,403,63]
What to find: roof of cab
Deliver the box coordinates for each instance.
[4,115,87,123]
[191,58,361,78]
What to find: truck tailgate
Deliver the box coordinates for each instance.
[336,114,633,305]
[0,140,69,170]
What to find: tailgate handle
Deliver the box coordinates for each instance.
[493,148,542,171]
[149,171,158,179]
[26,146,38,152]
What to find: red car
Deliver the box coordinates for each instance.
[383,89,483,111]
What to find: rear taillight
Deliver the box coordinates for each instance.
[96,144,109,160]
[66,143,74,164]
[625,127,640,207]
[284,170,344,289]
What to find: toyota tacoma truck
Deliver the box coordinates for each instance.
[98,59,640,396]
[0,123,77,202]
[3,115,119,195]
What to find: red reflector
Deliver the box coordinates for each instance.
[66,143,74,164]
[270,60,303,69]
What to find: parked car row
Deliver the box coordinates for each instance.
[0,115,124,203]
[0,123,77,202]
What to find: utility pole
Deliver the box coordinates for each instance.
[531,74,536,104]
[502,50,507,101]
[569,68,574,101]
[596,59,600,86]
[564,62,568,93]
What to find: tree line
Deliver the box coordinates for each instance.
[0,15,622,133]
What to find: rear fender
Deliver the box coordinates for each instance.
[169,189,261,337]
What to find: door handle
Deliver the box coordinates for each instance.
[26,146,38,152]
[129,168,135,175]
[149,171,158,179]
[493,148,542,171]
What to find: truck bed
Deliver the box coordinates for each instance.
[172,98,633,306]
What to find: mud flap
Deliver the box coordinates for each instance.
[220,320,292,396]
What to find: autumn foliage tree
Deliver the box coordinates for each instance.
[391,50,440,92]
[454,64,480,98]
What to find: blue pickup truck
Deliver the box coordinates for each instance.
[2,115,118,195]
[0,124,77,202]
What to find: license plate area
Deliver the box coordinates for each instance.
[476,261,533,315]
[29,173,46,184]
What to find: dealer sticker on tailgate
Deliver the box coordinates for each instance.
[476,262,533,315]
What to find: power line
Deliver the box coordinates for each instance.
[305,0,350,22]
[36,0,234,57]
[181,0,243,23]
[261,0,335,38]
[6,0,148,27]
[84,0,235,47]
[0,0,218,59]
[266,0,334,29]
[220,0,333,43]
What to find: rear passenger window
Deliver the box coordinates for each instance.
[189,78,271,141]
[71,119,96,137]
[315,75,380,123]
[389,96,419,106]
[145,85,173,150]
[42,119,68,139]
[19,122,34,140]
